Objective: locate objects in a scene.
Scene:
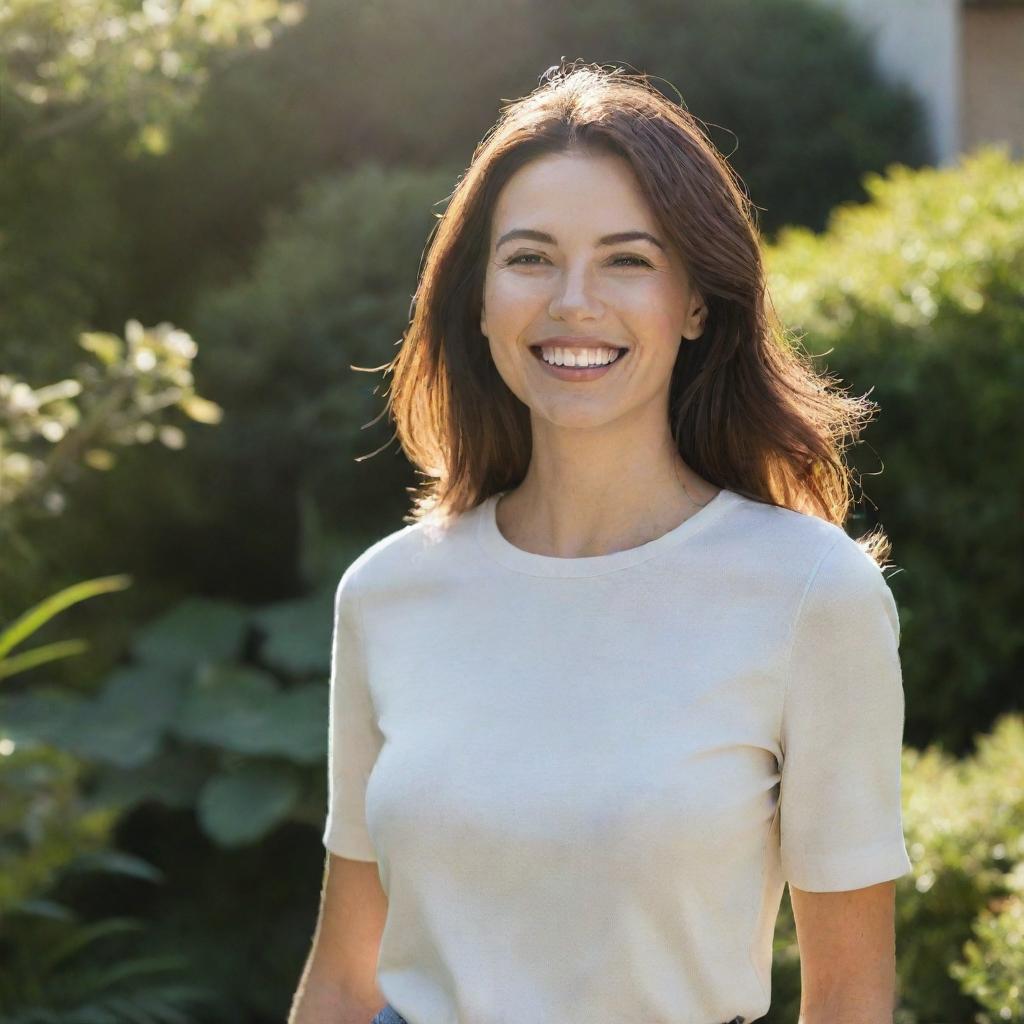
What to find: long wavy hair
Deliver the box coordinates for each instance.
[378,59,890,566]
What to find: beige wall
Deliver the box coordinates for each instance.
[820,0,962,163]
[961,6,1024,157]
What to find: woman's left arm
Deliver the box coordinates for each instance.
[789,879,898,1024]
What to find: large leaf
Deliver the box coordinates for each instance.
[83,748,210,814]
[272,683,328,764]
[197,762,300,846]
[0,689,84,746]
[0,669,183,769]
[172,665,327,763]
[130,597,248,673]
[251,586,334,676]
[172,664,280,754]
[66,667,185,769]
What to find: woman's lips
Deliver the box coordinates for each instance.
[529,346,629,381]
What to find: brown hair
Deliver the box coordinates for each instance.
[377,59,891,567]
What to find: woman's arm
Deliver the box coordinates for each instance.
[789,878,898,1024]
[288,853,388,1024]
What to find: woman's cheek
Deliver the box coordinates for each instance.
[500,274,548,303]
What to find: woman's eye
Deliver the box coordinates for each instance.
[610,255,652,268]
[504,254,651,268]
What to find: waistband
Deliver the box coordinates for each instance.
[370,1006,746,1024]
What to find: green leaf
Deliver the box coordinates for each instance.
[9,898,77,921]
[63,849,164,884]
[172,665,327,762]
[0,639,89,681]
[251,587,334,676]
[269,683,328,763]
[0,688,85,746]
[83,747,209,813]
[172,664,280,754]
[66,668,185,769]
[130,597,248,673]
[0,575,132,663]
[197,762,300,845]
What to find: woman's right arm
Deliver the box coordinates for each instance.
[288,852,389,1024]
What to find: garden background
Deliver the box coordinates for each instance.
[1,0,1022,1021]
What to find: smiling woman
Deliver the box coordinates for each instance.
[385,61,889,550]
[295,58,913,1024]
[479,148,705,445]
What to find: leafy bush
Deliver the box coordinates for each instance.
[1,321,221,532]
[2,595,325,848]
[0,323,228,1020]
[0,507,374,1018]
[119,0,929,329]
[766,144,1024,752]
[185,161,457,537]
[0,0,302,388]
[900,715,1024,1023]
[761,715,1024,1024]
[0,579,222,1021]
[0,319,223,647]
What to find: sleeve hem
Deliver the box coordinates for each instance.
[785,836,913,892]
[323,827,378,862]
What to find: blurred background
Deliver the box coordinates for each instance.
[1,0,1022,1021]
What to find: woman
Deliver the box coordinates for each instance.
[304,60,913,1024]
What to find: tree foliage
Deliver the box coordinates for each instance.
[766,144,1024,752]
[0,0,306,154]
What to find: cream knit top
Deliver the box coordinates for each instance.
[323,487,913,1024]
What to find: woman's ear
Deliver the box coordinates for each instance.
[480,304,488,337]
[683,294,707,340]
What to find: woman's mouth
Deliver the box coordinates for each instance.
[528,345,630,382]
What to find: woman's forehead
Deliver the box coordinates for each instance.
[491,155,661,239]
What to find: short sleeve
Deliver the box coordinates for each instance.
[322,567,383,861]
[779,534,914,892]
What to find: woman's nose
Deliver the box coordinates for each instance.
[547,266,604,320]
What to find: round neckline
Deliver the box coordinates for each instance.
[475,487,741,577]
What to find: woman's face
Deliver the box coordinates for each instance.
[480,149,706,433]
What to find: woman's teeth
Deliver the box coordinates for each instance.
[535,346,624,367]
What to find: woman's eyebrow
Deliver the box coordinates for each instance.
[495,228,666,252]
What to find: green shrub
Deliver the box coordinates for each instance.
[763,716,1024,1023]
[0,506,375,1018]
[0,579,222,1020]
[900,715,1024,1022]
[185,161,458,536]
[3,595,327,848]
[119,0,929,328]
[766,145,1024,752]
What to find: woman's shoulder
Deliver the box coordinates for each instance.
[723,490,889,592]
[335,502,480,600]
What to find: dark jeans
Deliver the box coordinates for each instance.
[370,1007,407,1024]
[371,1006,746,1023]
